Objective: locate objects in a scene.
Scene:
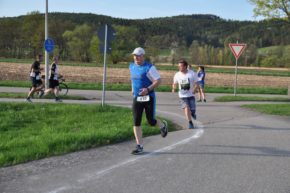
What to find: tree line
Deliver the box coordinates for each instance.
[0,12,289,67]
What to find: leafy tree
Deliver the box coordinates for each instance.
[63,24,94,62]
[0,18,22,58]
[49,18,75,59]
[145,35,164,63]
[189,40,201,64]
[22,11,44,56]
[243,44,257,65]
[89,36,103,64]
[248,0,290,22]
[109,25,138,64]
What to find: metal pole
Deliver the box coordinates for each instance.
[234,39,239,96]
[45,0,49,90]
[101,24,108,107]
[234,58,238,96]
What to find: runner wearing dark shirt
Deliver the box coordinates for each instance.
[26,54,44,102]
[44,56,62,102]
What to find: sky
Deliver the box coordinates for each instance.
[0,0,262,21]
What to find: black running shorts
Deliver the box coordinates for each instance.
[30,77,42,87]
[49,79,59,89]
[132,96,157,127]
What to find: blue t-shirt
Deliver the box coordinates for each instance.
[129,61,158,97]
[197,71,205,85]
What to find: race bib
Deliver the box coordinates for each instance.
[180,78,190,90]
[136,95,150,102]
[36,75,40,80]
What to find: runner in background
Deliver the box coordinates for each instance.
[172,59,199,129]
[197,65,206,102]
[26,54,44,102]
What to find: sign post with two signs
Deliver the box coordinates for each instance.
[229,43,246,96]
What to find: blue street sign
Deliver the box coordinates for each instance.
[44,38,55,53]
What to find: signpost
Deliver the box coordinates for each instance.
[97,24,116,106]
[44,0,50,90]
[44,37,54,89]
[44,38,55,53]
[229,43,246,96]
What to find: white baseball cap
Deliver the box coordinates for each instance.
[132,47,145,56]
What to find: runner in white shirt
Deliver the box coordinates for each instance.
[172,59,199,129]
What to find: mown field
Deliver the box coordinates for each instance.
[1,62,289,89]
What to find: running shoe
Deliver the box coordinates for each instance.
[160,120,168,138]
[191,113,197,120]
[55,98,62,102]
[188,122,194,129]
[203,99,206,102]
[39,90,44,98]
[131,145,143,155]
[25,98,32,103]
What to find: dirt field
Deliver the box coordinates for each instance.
[0,62,289,88]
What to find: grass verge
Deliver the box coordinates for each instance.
[0,103,174,167]
[215,95,290,102]
[242,104,290,116]
[0,80,288,95]
[0,92,87,100]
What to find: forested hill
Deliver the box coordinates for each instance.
[1,12,289,48]
[1,12,290,67]
[39,12,290,47]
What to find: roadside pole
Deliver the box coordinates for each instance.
[97,25,116,107]
[229,42,246,96]
[44,0,55,89]
[102,24,108,107]
[45,0,49,90]
[234,54,238,96]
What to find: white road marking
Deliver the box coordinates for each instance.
[78,128,204,183]
[47,186,70,193]
[47,111,204,193]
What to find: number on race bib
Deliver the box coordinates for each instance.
[136,95,150,102]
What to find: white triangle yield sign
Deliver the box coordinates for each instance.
[229,43,246,59]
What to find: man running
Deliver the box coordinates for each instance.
[172,59,199,129]
[44,56,62,102]
[129,47,168,155]
[26,54,44,102]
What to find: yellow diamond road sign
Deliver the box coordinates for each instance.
[229,43,246,59]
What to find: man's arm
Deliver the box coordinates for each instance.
[139,78,161,96]
[147,78,161,91]
[172,82,177,93]
[131,83,134,96]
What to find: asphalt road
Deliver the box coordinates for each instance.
[0,88,290,193]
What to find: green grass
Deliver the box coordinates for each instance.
[259,44,290,55]
[0,80,288,95]
[242,104,290,116]
[0,58,34,63]
[0,80,30,88]
[0,92,87,100]
[205,86,287,95]
[0,103,174,167]
[215,95,290,102]
[203,68,290,77]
